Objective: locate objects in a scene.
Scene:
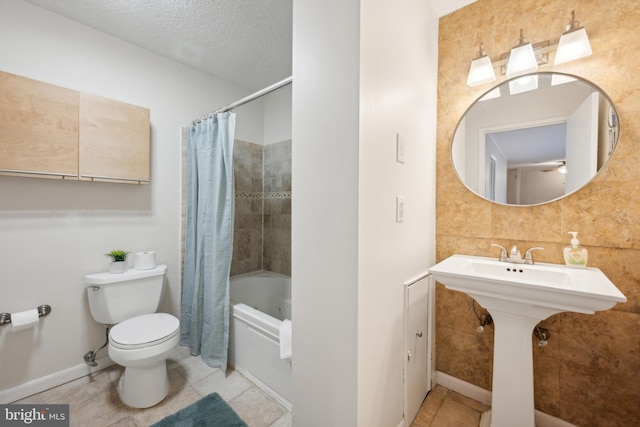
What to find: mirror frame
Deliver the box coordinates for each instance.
[451,72,620,206]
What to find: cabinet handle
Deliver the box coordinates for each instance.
[0,168,77,178]
[416,331,423,338]
[80,175,150,184]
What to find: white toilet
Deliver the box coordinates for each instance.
[85,264,180,408]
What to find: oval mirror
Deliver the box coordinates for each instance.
[451,72,620,206]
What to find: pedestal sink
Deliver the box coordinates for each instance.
[429,254,626,427]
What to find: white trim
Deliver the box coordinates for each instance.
[0,356,115,403]
[426,276,436,390]
[535,410,578,427]
[435,371,492,405]
[435,371,578,427]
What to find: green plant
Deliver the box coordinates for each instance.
[105,250,129,262]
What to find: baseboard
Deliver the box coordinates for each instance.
[435,371,491,406]
[0,356,115,404]
[534,411,578,427]
[435,371,577,427]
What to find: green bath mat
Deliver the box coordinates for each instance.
[151,392,248,427]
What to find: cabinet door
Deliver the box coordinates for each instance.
[0,71,79,179]
[405,276,431,425]
[79,93,150,183]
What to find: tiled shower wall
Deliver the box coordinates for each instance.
[232,140,264,275]
[231,139,292,276]
[263,141,292,275]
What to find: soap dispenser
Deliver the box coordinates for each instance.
[563,231,588,267]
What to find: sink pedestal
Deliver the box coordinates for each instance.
[481,310,541,427]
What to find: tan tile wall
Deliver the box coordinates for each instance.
[436,1,640,425]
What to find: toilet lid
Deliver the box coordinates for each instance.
[110,313,179,349]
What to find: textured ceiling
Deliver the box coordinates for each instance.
[23,0,293,90]
[22,0,474,91]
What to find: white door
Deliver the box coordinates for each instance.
[404,276,431,424]
[565,92,599,193]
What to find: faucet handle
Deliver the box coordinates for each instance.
[490,243,509,262]
[524,247,544,264]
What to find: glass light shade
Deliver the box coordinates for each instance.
[508,75,538,95]
[479,87,501,101]
[551,74,577,86]
[554,28,592,65]
[506,43,538,78]
[467,55,496,87]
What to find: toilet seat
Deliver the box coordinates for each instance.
[110,313,179,350]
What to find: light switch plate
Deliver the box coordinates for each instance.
[396,133,405,164]
[396,196,405,223]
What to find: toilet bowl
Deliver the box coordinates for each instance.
[85,264,180,408]
[108,313,180,408]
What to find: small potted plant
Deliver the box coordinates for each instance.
[106,250,130,274]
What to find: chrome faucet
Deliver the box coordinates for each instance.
[523,247,544,265]
[490,244,509,262]
[491,244,544,264]
[509,246,523,263]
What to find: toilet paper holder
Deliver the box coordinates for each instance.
[0,305,51,326]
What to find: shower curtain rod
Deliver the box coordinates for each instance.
[193,76,293,125]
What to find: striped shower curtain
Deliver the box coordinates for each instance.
[181,112,235,370]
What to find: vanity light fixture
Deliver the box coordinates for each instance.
[479,87,501,101]
[465,10,593,87]
[508,74,538,95]
[551,73,577,86]
[506,29,538,78]
[467,42,496,87]
[554,11,592,65]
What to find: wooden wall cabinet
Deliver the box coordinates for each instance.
[0,71,150,184]
[0,71,79,179]
[79,93,150,183]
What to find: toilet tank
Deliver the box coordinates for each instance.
[85,265,167,324]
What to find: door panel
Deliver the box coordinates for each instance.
[404,276,430,424]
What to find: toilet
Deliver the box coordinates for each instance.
[85,264,180,408]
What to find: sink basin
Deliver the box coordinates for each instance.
[429,254,626,319]
[429,254,626,427]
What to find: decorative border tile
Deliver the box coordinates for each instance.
[235,191,291,199]
[235,192,263,199]
[265,192,291,199]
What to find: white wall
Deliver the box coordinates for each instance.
[0,0,253,399]
[235,84,292,146]
[264,85,293,145]
[358,1,438,425]
[292,0,438,425]
[292,0,361,425]
[235,99,266,145]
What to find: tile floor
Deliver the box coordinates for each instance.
[14,347,485,427]
[13,346,291,427]
[411,385,489,427]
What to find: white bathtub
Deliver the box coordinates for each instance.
[229,271,292,408]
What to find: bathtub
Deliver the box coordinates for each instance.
[229,270,292,408]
